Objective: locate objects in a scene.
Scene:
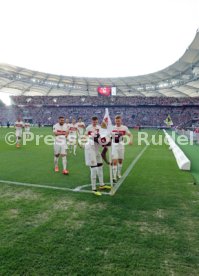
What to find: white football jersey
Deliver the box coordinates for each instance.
[65,123,70,130]
[24,122,30,128]
[53,123,68,144]
[85,124,100,137]
[68,123,78,135]
[111,125,131,143]
[77,122,85,134]
[15,121,24,130]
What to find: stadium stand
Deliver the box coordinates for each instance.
[0,97,199,128]
[0,30,199,128]
[10,95,199,106]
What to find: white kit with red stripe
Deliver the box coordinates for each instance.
[15,121,24,130]
[24,122,31,132]
[68,123,78,137]
[111,125,131,160]
[15,121,24,137]
[85,124,100,137]
[53,123,68,145]
[111,125,130,144]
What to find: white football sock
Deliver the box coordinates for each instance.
[90,167,97,190]
[54,156,59,167]
[112,165,117,179]
[73,145,77,154]
[62,156,67,170]
[97,166,104,186]
[118,163,123,176]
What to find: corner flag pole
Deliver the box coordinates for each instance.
[101,108,113,190]
[108,144,113,190]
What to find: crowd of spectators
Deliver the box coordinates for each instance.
[0,95,198,127]
[11,96,199,107]
[0,105,198,128]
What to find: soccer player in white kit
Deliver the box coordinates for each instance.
[77,117,85,147]
[15,118,24,148]
[24,120,31,136]
[68,118,79,156]
[111,115,132,182]
[53,116,69,175]
[65,118,70,129]
[85,116,106,195]
[77,117,86,136]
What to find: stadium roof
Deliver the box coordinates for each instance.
[0,30,199,97]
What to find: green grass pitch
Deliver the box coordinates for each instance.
[0,127,199,275]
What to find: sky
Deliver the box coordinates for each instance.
[0,0,198,79]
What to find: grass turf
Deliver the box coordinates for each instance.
[0,127,145,188]
[0,127,199,275]
[177,140,199,185]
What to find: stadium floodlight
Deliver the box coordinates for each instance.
[0,92,11,106]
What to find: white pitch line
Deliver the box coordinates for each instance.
[73,188,110,195]
[0,180,110,195]
[111,145,148,195]
[73,184,91,191]
[111,130,159,195]
[0,147,146,197]
[0,180,75,192]
[0,131,158,197]
[74,182,110,191]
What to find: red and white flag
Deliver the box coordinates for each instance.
[100,108,112,137]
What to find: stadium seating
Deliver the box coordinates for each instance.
[0,96,199,127]
[11,95,199,106]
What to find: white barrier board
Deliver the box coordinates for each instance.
[163,130,191,171]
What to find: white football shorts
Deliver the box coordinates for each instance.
[24,128,30,132]
[54,143,68,155]
[112,143,125,160]
[85,142,102,166]
[16,130,22,138]
[68,134,77,145]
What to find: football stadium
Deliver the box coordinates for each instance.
[1,1,199,275]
